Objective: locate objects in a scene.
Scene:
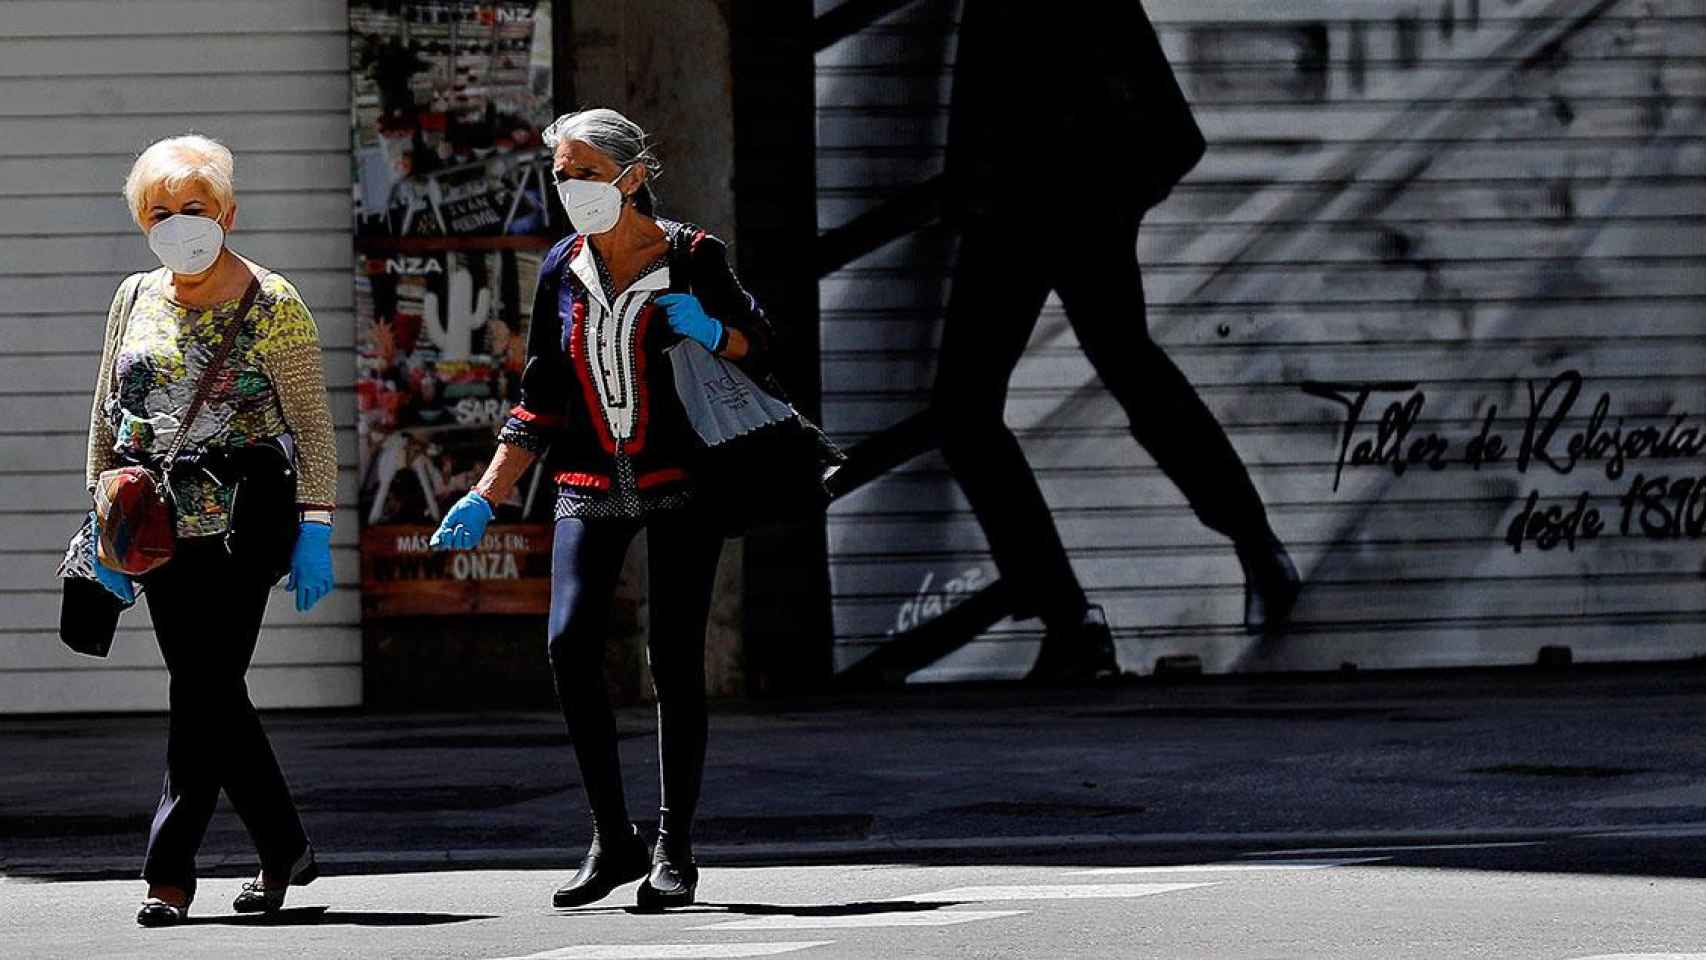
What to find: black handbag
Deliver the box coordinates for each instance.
[215,438,301,583]
[661,222,846,535]
[59,575,127,658]
[57,512,133,659]
[705,411,844,535]
[667,341,845,536]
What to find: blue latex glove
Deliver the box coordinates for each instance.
[657,293,724,353]
[92,554,137,606]
[286,521,334,613]
[430,491,494,552]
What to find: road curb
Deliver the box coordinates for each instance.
[8,821,1706,880]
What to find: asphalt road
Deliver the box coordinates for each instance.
[4,831,1704,960]
[10,667,1706,875]
[6,665,1706,957]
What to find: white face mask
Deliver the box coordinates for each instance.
[147,214,225,276]
[556,165,632,235]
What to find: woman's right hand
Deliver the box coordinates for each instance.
[429,491,494,551]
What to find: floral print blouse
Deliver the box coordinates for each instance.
[84,269,338,538]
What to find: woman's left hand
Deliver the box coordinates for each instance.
[92,555,137,605]
[657,293,724,353]
[287,521,334,613]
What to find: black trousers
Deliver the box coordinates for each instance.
[140,537,308,893]
[547,509,724,846]
[933,212,1273,630]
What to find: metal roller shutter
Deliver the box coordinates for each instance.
[0,0,360,712]
[816,0,1706,681]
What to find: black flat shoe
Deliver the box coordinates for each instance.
[634,838,698,912]
[232,846,319,914]
[1239,536,1301,635]
[1026,604,1122,684]
[553,826,649,908]
[136,898,190,927]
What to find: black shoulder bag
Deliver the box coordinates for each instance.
[662,223,846,536]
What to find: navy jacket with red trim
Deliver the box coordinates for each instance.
[498,220,776,494]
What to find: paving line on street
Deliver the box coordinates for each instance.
[1238,841,1545,856]
[689,909,1027,931]
[484,943,835,960]
[897,882,1216,903]
[1064,857,1389,875]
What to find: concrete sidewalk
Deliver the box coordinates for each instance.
[5,663,1706,880]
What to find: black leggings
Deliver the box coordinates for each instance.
[141,537,309,894]
[547,509,724,847]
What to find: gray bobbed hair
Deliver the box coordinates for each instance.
[541,107,662,214]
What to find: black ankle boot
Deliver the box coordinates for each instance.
[635,833,698,911]
[553,825,649,908]
[1238,535,1301,635]
[1026,604,1122,684]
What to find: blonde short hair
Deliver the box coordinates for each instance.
[123,135,236,226]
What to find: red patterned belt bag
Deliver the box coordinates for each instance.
[93,275,263,575]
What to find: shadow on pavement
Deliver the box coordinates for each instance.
[188,906,494,927]
[627,899,965,918]
[9,664,1706,886]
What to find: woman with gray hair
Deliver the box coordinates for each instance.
[74,134,337,925]
[431,107,775,910]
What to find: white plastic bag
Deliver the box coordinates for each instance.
[666,341,797,446]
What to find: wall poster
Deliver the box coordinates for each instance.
[349,0,559,617]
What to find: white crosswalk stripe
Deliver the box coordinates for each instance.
[691,909,1026,931]
[488,854,1367,958]
[1065,857,1388,875]
[901,882,1214,903]
[488,944,833,960]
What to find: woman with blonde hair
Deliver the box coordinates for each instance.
[75,134,338,925]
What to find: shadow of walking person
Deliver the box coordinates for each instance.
[933,0,1301,682]
[188,906,495,926]
[623,899,968,918]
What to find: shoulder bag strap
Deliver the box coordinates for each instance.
[664,221,707,295]
[104,273,147,408]
[161,271,267,466]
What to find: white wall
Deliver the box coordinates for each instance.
[0,0,360,712]
[817,0,1706,679]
